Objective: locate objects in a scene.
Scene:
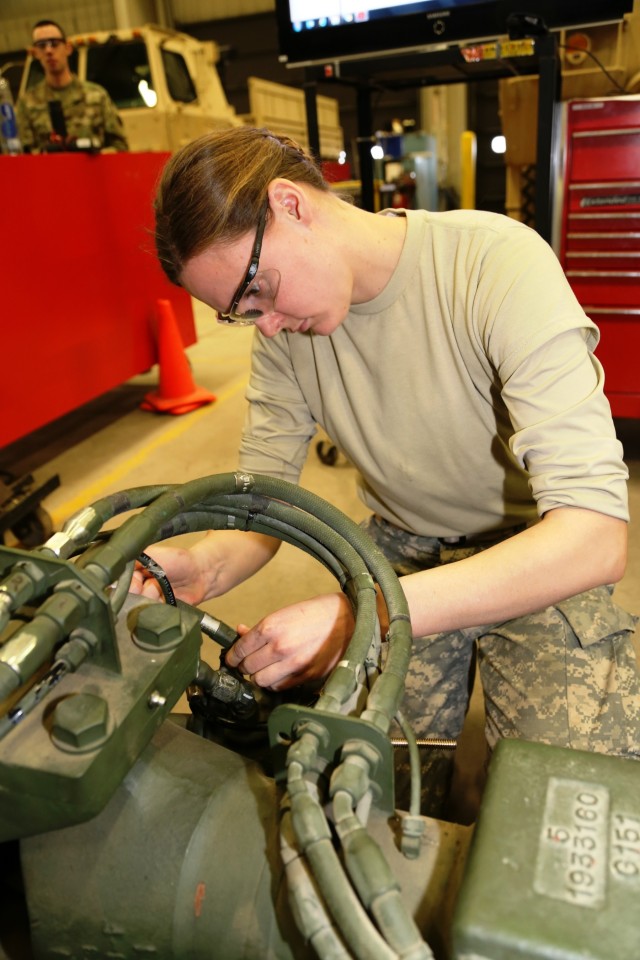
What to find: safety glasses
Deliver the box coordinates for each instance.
[33,38,66,50]
[217,201,281,326]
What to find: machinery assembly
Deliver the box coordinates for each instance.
[0,472,638,960]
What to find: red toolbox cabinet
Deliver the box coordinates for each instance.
[559,96,640,418]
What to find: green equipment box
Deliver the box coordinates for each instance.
[452,738,640,960]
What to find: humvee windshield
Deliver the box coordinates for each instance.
[25,40,197,110]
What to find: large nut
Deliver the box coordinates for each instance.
[51,693,110,752]
[132,603,183,651]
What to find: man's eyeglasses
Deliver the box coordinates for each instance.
[217,201,281,326]
[33,38,66,50]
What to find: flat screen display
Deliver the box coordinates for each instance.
[275,0,634,66]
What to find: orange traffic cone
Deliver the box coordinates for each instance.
[141,299,216,415]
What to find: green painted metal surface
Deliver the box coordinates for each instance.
[452,739,640,960]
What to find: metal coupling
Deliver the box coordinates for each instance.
[400,814,426,860]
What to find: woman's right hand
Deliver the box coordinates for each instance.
[128,529,281,606]
[130,544,209,605]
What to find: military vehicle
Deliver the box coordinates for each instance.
[18,22,344,156]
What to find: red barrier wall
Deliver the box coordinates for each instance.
[0,152,195,448]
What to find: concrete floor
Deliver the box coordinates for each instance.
[5,298,640,823]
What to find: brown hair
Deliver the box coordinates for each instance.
[32,20,66,40]
[154,126,329,285]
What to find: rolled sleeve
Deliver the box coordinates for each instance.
[504,329,629,521]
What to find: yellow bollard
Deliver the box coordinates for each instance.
[460,130,477,209]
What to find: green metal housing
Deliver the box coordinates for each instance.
[452,738,640,960]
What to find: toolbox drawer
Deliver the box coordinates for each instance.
[569,127,640,181]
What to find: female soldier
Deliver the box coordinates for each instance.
[144,126,638,813]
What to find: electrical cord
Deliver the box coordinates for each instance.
[559,42,628,93]
[137,551,176,605]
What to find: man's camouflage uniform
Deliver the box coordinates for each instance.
[16,75,128,152]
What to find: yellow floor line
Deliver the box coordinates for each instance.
[49,373,249,527]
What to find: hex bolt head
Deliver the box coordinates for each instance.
[51,693,110,753]
[132,603,183,651]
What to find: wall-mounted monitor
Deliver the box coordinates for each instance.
[275,0,634,67]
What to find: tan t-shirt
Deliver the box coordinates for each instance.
[239,208,628,538]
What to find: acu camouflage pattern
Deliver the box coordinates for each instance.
[16,75,128,152]
[362,514,640,817]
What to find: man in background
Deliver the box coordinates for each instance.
[16,19,128,153]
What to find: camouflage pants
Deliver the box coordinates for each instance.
[362,514,640,816]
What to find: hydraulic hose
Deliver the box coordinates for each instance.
[395,711,422,818]
[280,809,352,960]
[332,790,433,960]
[288,762,397,960]
[80,474,395,717]
[144,504,352,592]
[53,472,408,723]
[40,485,175,560]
